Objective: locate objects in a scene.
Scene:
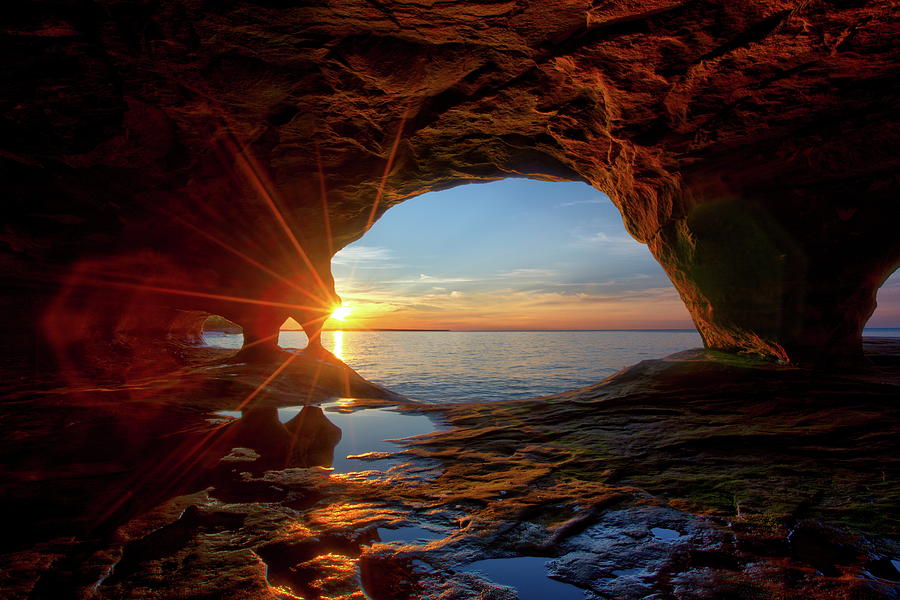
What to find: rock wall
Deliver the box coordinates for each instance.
[2,0,899,365]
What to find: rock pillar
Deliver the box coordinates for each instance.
[646,180,900,364]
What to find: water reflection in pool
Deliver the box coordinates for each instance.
[464,556,585,599]
[215,401,439,474]
[220,406,341,467]
[376,525,446,544]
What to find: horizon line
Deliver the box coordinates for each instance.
[289,327,702,332]
[275,326,900,332]
[208,326,900,333]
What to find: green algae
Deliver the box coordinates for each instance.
[5,345,897,600]
[416,350,900,539]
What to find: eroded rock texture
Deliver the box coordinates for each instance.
[2,0,899,364]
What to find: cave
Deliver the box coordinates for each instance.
[4,1,898,367]
[2,1,899,598]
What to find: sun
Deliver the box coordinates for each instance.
[330,304,352,321]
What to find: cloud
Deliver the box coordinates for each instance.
[387,273,477,284]
[580,232,633,244]
[517,286,683,307]
[333,278,693,329]
[495,268,558,279]
[331,246,394,265]
[409,304,447,311]
[571,230,648,256]
[557,199,609,207]
[551,274,654,287]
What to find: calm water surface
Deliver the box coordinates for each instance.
[205,329,703,402]
[200,327,900,595]
[203,329,900,403]
[463,556,584,599]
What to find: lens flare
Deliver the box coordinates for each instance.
[330,305,352,321]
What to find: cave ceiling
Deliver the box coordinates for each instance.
[2,0,899,361]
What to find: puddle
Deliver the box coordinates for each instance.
[650,527,681,541]
[376,525,446,544]
[301,404,436,473]
[214,403,439,474]
[864,557,900,583]
[463,556,585,600]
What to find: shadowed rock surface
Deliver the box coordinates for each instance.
[2,0,899,363]
[2,2,900,598]
[0,341,898,599]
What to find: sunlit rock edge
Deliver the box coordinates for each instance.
[1,340,898,599]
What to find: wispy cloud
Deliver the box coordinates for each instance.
[408,304,447,311]
[386,273,477,284]
[336,282,693,330]
[571,230,646,256]
[495,268,558,279]
[558,199,608,208]
[579,232,633,244]
[517,286,683,307]
[550,274,654,287]
[332,246,394,265]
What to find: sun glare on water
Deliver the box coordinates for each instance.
[330,304,352,321]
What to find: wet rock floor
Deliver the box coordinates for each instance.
[1,341,899,599]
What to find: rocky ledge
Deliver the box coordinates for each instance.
[1,340,897,599]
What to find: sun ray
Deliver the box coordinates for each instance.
[365,106,410,232]
[154,82,328,299]
[76,277,324,312]
[330,106,412,312]
[227,137,332,303]
[100,349,305,517]
[234,351,301,411]
[315,141,334,258]
[294,312,330,329]
[161,208,325,304]
[92,419,232,528]
[236,332,281,350]
[105,85,336,319]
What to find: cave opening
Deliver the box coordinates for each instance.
[869,269,900,331]
[250,179,701,401]
[3,3,900,595]
[196,173,900,401]
[324,179,693,333]
[192,195,900,398]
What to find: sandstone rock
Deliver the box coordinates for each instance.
[2,1,899,364]
[2,342,898,599]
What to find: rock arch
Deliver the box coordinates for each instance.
[3,0,899,366]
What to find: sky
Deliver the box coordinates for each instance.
[874,271,900,327]
[294,178,899,331]
[320,179,693,330]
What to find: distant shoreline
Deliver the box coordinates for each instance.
[205,327,900,334]
[293,328,700,333]
[320,328,451,332]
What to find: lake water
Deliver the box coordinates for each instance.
[204,329,700,403]
[203,329,900,403]
[200,328,900,597]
